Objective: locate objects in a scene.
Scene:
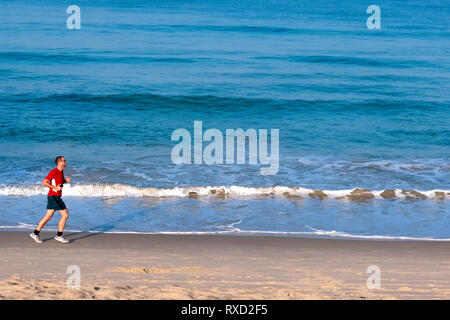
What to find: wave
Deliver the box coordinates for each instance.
[0,184,448,200]
[2,50,443,70]
[115,23,300,34]
[3,92,270,108]
[296,157,450,173]
[3,92,446,112]
[163,24,298,34]
[0,51,201,64]
[254,55,441,69]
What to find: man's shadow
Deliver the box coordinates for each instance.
[63,223,115,243]
[59,209,147,243]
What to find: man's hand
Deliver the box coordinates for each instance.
[42,179,63,191]
[65,177,71,183]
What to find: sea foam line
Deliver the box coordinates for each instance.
[0,184,448,200]
[1,223,449,241]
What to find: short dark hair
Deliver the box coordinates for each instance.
[55,156,65,165]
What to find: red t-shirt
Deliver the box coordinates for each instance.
[45,168,65,196]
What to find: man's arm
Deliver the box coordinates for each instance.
[42,179,62,192]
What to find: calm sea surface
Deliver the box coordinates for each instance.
[0,0,449,239]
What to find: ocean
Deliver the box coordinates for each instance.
[0,0,449,239]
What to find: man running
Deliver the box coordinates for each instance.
[30,156,71,243]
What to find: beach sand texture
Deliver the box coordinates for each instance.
[0,231,449,299]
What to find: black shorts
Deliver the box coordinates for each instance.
[47,196,67,210]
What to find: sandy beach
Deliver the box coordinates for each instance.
[0,231,449,299]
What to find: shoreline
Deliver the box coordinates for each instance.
[1,231,449,299]
[2,227,449,242]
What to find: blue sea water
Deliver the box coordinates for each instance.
[0,0,449,239]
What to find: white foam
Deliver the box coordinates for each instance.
[1,224,448,241]
[0,184,448,200]
[0,222,35,229]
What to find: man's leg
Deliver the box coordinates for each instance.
[36,209,55,231]
[57,209,69,233]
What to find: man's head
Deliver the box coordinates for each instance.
[55,156,67,169]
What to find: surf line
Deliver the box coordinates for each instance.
[171,121,279,175]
